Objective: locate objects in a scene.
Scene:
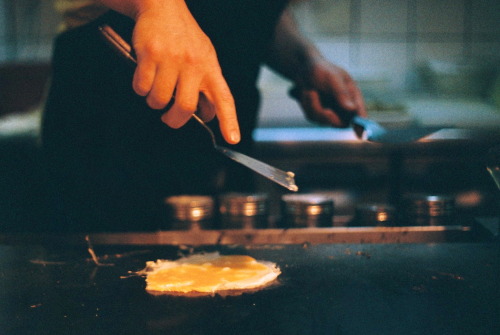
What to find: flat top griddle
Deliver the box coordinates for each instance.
[1,242,498,335]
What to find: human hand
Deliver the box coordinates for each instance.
[290,58,366,128]
[130,0,240,143]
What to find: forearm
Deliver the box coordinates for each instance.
[96,0,179,19]
[267,9,366,126]
[96,0,143,18]
[265,9,323,84]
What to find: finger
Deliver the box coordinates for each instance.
[146,65,178,110]
[333,75,358,111]
[197,92,216,121]
[132,58,156,97]
[161,71,201,128]
[349,81,367,117]
[302,90,343,127]
[205,74,239,144]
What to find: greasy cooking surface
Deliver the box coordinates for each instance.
[1,243,498,334]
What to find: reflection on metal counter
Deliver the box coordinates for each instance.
[219,193,269,229]
[353,203,396,227]
[281,193,335,228]
[164,195,215,230]
[403,193,455,226]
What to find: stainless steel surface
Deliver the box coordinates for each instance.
[403,194,456,226]
[404,194,455,217]
[351,115,388,140]
[217,145,298,192]
[193,115,299,192]
[281,193,335,228]
[287,85,440,143]
[352,115,440,143]
[0,223,484,246]
[164,195,214,230]
[219,193,268,216]
[99,24,298,192]
[354,203,395,227]
[219,193,269,229]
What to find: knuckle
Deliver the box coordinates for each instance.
[219,90,234,104]
[140,40,165,61]
[167,49,185,64]
[214,89,235,109]
[181,51,199,65]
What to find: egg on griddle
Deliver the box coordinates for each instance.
[138,252,281,296]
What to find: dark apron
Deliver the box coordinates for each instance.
[41,1,288,232]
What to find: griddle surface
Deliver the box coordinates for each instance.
[1,243,498,334]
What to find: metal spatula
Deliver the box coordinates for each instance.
[99,24,298,192]
[351,116,439,143]
[289,87,438,144]
[192,114,298,191]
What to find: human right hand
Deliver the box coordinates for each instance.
[100,0,240,144]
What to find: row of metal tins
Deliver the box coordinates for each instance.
[163,192,456,230]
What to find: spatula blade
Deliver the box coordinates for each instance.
[351,116,439,143]
[368,127,440,143]
[216,146,299,192]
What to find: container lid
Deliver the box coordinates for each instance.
[282,193,334,216]
[355,203,395,224]
[404,194,455,217]
[219,193,268,216]
[164,195,214,221]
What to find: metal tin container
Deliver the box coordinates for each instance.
[403,194,455,226]
[353,203,395,227]
[281,193,334,228]
[164,195,214,230]
[219,193,269,229]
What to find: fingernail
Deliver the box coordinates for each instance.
[345,100,356,109]
[230,131,240,143]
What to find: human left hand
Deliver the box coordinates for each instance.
[290,58,366,128]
